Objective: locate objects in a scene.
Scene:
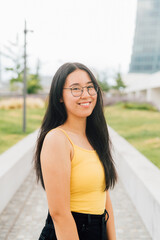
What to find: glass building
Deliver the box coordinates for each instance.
[129,0,160,73]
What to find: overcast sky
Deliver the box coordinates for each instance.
[0,0,137,80]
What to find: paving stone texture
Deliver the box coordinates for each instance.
[0,170,152,240]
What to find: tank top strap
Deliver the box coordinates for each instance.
[58,128,74,146]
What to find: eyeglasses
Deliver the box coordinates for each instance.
[63,85,98,97]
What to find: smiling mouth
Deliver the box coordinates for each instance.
[78,102,91,106]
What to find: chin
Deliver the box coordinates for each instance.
[77,111,93,118]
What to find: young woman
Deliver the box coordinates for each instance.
[34,62,117,240]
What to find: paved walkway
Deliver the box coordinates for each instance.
[0,170,151,240]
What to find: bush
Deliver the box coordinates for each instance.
[123,102,158,111]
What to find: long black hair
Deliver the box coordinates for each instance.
[34,62,117,190]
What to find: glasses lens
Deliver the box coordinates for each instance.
[72,87,82,97]
[88,85,98,96]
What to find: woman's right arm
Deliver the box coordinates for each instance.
[40,129,79,240]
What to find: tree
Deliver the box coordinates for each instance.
[2,36,42,93]
[27,60,42,94]
[2,36,24,91]
[96,70,110,92]
[112,72,126,91]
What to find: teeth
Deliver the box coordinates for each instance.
[80,103,89,106]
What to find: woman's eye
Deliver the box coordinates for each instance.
[88,86,94,89]
[72,87,81,91]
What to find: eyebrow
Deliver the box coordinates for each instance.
[69,81,93,87]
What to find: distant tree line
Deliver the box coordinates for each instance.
[2,37,126,95]
[96,70,126,93]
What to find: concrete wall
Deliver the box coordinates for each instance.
[125,86,160,110]
[1,128,160,239]
[109,127,160,240]
[139,89,147,100]
[0,130,39,214]
[147,87,160,110]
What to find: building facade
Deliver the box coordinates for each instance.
[129,0,160,73]
[122,72,160,110]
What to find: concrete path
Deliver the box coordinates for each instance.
[0,170,151,240]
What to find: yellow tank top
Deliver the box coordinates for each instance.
[56,128,106,215]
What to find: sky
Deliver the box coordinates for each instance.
[0,0,137,81]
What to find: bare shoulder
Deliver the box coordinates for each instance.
[40,128,71,169]
[44,128,68,147]
[41,128,70,162]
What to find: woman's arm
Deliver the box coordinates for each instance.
[105,190,116,240]
[41,129,79,240]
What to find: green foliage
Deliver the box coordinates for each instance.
[2,37,24,92]
[27,74,42,94]
[27,60,43,94]
[112,72,126,91]
[97,80,110,92]
[105,104,160,169]
[96,71,110,92]
[3,37,43,94]
[9,71,23,91]
[123,102,158,111]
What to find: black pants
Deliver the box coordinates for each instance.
[38,210,109,240]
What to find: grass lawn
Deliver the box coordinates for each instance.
[0,107,45,154]
[1,103,160,170]
[104,103,160,169]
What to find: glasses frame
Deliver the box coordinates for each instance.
[63,85,98,97]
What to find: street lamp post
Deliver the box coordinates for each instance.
[23,20,27,132]
[23,20,33,132]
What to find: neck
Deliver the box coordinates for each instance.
[62,116,87,136]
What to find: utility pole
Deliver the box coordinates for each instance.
[23,20,33,132]
[23,20,27,132]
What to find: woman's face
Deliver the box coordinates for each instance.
[62,69,97,119]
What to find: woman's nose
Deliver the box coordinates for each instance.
[81,87,90,97]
